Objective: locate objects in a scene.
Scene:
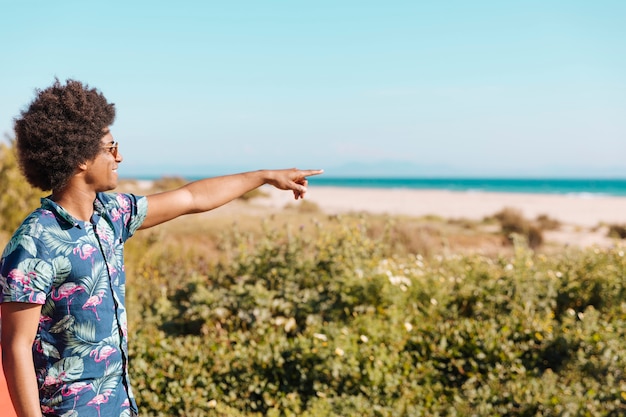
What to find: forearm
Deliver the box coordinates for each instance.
[141,168,322,229]
[2,347,42,417]
[183,170,268,213]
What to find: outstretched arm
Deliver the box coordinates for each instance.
[140,168,323,229]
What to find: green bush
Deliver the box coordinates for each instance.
[493,207,544,249]
[0,140,44,234]
[125,217,626,416]
[607,223,626,239]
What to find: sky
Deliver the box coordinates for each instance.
[1,1,625,178]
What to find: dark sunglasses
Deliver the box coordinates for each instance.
[104,142,119,158]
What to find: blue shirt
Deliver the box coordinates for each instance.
[1,192,147,417]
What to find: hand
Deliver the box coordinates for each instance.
[266,168,324,200]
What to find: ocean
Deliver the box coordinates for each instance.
[136,175,626,197]
[302,177,626,197]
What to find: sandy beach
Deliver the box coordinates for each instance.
[255,186,626,248]
[122,180,626,247]
[258,186,626,226]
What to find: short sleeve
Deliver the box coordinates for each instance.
[127,194,148,237]
[0,235,54,305]
[99,193,148,242]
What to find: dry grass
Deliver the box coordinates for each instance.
[128,202,521,262]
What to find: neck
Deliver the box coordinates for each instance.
[51,185,98,222]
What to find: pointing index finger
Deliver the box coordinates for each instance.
[299,169,324,178]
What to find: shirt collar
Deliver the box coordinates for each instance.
[40,193,106,228]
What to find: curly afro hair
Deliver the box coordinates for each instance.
[14,79,116,191]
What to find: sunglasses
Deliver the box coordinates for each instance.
[104,142,119,158]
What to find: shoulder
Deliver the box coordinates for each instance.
[96,192,148,235]
[1,208,52,258]
[97,192,147,213]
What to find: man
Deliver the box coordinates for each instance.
[0,79,323,416]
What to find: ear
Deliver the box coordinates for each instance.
[77,161,89,172]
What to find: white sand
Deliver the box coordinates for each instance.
[255,186,626,247]
[259,186,626,228]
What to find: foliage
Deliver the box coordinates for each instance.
[0,140,44,234]
[535,214,561,231]
[240,188,270,201]
[607,223,626,239]
[492,207,544,249]
[150,176,189,193]
[125,215,626,416]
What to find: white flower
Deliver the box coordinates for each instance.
[388,275,411,287]
[313,333,328,342]
[208,399,217,408]
[404,322,413,332]
[284,317,297,333]
[360,335,369,343]
[335,347,345,356]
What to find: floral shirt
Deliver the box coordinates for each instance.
[0,193,147,417]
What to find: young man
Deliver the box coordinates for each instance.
[0,79,323,417]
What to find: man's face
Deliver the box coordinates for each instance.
[83,129,122,192]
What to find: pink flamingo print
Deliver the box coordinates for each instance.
[95,226,112,244]
[87,389,112,417]
[73,243,98,260]
[40,405,55,414]
[62,381,91,409]
[110,208,122,222]
[82,290,106,320]
[44,371,66,387]
[116,194,130,212]
[28,289,46,304]
[7,269,34,286]
[51,282,85,314]
[90,345,117,367]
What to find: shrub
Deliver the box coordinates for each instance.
[536,213,560,231]
[125,216,626,416]
[150,176,189,193]
[239,188,270,201]
[0,140,44,234]
[283,199,321,214]
[493,207,544,249]
[607,224,626,239]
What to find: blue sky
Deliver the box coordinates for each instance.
[1,1,625,178]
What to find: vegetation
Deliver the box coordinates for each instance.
[2,142,626,415]
[607,223,626,240]
[0,140,44,235]
[489,208,545,249]
[120,214,626,416]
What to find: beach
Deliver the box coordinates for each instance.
[257,186,626,226]
[254,185,626,247]
[122,179,626,247]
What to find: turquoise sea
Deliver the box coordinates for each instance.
[303,178,626,197]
